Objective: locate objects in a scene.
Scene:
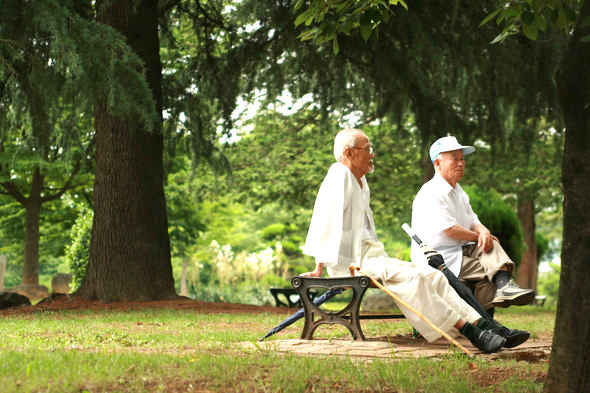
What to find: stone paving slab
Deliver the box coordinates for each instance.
[243,336,552,361]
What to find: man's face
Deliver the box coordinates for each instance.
[435,150,465,186]
[348,133,374,176]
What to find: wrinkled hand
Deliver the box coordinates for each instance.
[300,270,321,277]
[300,264,324,277]
[478,231,498,252]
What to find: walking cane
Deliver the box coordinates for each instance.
[349,265,472,357]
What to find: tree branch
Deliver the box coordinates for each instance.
[0,180,27,205]
[40,138,95,203]
[0,140,27,204]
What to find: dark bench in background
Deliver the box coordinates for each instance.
[269,287,318,308]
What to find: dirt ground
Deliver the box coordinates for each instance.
[0,294,289,316]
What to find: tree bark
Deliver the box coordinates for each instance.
[544,1,590,392]
[515,197,537,290]
[77,0,177,302]
[22,168,43,285]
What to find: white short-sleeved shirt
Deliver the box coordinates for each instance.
[410,173,481,276]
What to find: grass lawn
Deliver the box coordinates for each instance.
[0,302,554,392]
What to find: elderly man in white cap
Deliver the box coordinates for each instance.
[411,136,535,316]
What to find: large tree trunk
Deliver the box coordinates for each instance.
[77,0,177,302]
[21,169,43,285]
[544,1,590,392]
[515,197,537,291]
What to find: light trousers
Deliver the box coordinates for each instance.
[351,240,481,342]
[459,240,515,309]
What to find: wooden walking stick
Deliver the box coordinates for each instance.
[349,265,472,356]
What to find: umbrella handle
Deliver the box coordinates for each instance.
[352,265,472,357]
[402,223,425,246]
[402,223,444,259]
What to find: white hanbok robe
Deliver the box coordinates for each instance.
[303,163,480,342]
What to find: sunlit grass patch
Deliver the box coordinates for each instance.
[0,306,553,392]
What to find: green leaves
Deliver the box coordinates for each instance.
[465,184,525,263]
[293,0,407,54]
[479,8,502,27]
[480,0,578,44]
[522,21,539,40]
[65,206,93,291]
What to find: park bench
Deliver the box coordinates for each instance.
[291,275,405,341]
[269,287,318,308]
[535,295,547,306]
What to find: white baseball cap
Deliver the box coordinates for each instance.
[429,136,475,162]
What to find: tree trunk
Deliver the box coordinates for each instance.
[22,167,43,285]
[77,0,177,302]
[544,1,590,392]
[420,151,434,183]
[515,197,537,290]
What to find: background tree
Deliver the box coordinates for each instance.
[0,195,86,289]
[0,0,96,288]
[77,0,177,302]
[1,0,171,301]
[479,2,587,391]
[547,3,590,392]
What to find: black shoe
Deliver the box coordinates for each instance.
[493,326,530,348]
[470,329,506,353]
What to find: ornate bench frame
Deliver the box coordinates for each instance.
[291,275,404,340]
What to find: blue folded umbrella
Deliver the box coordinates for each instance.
[259,287,345,341]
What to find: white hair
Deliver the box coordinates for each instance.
[333,128,362,161]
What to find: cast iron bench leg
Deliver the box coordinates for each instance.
[292,276,372,341]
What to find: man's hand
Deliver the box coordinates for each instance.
[477,231,493,252]
[300,263,324,277]
[474,225,498,253]
[444,223,499,253]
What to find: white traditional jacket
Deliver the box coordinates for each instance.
[302,162,378,276]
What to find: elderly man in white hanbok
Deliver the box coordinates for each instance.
[301,128,508,353]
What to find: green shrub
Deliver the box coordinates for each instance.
[280,239,301,256]
[260,273,289,288]
[190,282,275,306]
[261,224,287,240]
[292,262,317,276]
[64,207,93,291]
[536,232,550,263]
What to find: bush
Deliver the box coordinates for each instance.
[292,264,313,276]
[261,224,287,240]
[64,207,93,291]
[280,239,301,256]
[536,232,550,263]
[190,282,275,306]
